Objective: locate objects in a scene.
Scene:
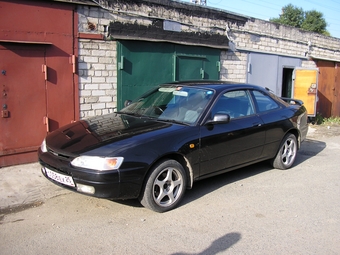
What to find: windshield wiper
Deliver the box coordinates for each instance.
[140,115,157,120]
[116,111,141,117]
[158,118,190,126]
[117,111,158,120]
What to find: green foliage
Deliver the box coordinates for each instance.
[270,4,304,28]
[302,10,328,35]
[313,113,340,125]
[323,116,340,125]
[314,113,324,125]
[270,4,329,36]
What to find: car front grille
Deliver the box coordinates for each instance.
[47,148,72,160]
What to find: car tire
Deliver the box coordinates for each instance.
[139,159,186,213]
[272,133,297,170]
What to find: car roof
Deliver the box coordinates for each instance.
[161,80,267,93]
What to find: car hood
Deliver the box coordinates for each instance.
[45,113,176,155]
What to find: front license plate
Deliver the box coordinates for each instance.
[45,168,75,187]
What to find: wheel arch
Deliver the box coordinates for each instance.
[286,128,301,149]
[142,153,194,192]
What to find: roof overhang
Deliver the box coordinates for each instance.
[0,40,53,45]
[309,55,340,63]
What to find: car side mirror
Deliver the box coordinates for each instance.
[206,113,230,125]
[124,100,132,107]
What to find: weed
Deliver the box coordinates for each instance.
[315,113,324,125]
[323,116,340,125]
[311,113,340,125]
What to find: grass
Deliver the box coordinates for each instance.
[323,116,340,125]
[314,114,340,125]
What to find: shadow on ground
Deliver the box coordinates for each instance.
[116,137,327,211]
[171,232,242,255]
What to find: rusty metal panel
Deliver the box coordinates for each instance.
[334,63,340,117]
[0,1,78,166]
[316,61,339,118]
[0,0,74,43]
[0,44,47,166]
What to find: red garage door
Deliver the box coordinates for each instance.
[0,0,78,167]
[0,44,47,166]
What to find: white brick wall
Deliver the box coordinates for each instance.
[78,39,117,119]
[229,19,340,62]
[220,51,247,83]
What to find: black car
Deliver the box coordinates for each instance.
[38,81,308,212]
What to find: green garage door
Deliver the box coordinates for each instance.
[117,41,220,109]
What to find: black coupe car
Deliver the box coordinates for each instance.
[38,81,308,212]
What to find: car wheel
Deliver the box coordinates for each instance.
[139,159,186,212]
[272,133,297,170]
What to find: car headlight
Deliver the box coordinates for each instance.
[71,156,124,171]
[40,139,47,153]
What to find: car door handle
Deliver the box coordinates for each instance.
[253,123,262,127]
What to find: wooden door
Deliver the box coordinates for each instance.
[293,68,318,117]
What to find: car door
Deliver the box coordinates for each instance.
[250,89,292,159]
[199,89,266,177]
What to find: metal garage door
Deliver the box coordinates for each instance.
[0,44,47,166]
[247,52,301,95]
[117,41,220,109]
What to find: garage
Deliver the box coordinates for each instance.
[116,41,221,109]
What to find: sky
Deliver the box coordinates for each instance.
[183,0,340,39]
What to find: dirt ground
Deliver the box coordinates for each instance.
[308,123,340,138]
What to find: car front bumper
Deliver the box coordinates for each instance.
[38,150,145,200]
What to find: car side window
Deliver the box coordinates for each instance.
[211,90,255,119]
[252,90,279,112]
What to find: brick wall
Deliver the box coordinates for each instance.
[78,39,117,118]
[78,5,117,118]
[220,51,248,83]
[77,1,340,117]
[229,18,340,60]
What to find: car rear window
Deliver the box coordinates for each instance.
[252,90,280,112]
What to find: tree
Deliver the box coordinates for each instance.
[270,4,304,28]
[270,4,329,36]
[302,10,329,36]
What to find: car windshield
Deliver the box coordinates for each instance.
[119,85,214,124]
